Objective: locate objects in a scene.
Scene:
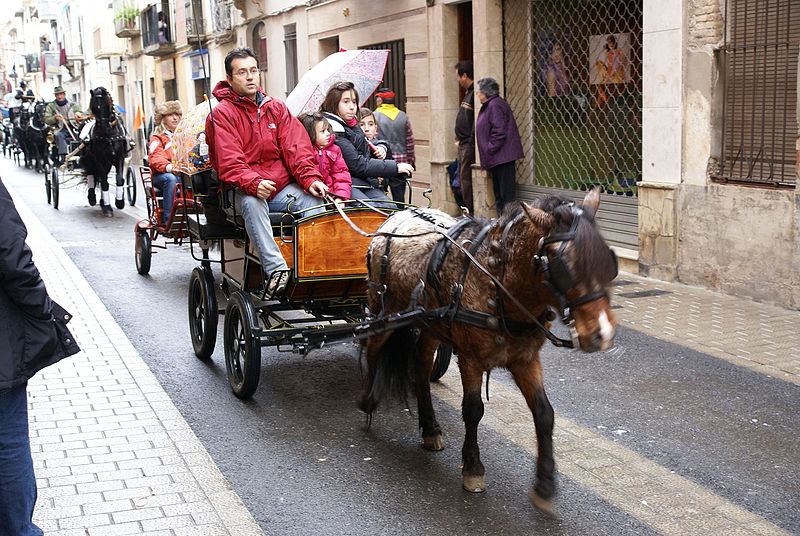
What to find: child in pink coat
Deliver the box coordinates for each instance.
[297,112,352,200]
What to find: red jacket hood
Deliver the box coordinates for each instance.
[211,80,271,109]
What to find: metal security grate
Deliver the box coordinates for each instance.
[718,0,798,188]
[504,0,642,197]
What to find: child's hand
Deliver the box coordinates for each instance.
[372,145,387,159]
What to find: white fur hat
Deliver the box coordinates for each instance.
[154,100,183,126]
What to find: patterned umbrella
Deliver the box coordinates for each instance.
[172,97,217,175]
[285,49,390,115]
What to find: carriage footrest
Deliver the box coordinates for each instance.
[187,214,245,240]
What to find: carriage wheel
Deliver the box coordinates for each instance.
[51,168,60,210]
[45,169,53,205]
[223,291,261,399]
[126,166,137,206]
[430,345,453,382]
[134,228,152,275]
[188,266,218,360]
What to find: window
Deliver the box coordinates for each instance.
[252,22,267,70]
[717,0,798,188]
[361,39,405,109]
[284,24,298,94]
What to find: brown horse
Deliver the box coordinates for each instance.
[359,188,618,510]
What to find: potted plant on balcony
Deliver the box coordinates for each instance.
[114,6,140,29]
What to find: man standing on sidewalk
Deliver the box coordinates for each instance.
[0,178,80,536]
[454,60,475,215]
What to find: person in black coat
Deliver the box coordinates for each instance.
[320,81,414,206]
[0,177,80,536]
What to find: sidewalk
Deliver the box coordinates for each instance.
[8,188,264,534]
[610,274,800,385]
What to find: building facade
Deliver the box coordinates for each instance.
[4,0,797,309]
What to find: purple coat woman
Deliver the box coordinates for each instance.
[475,77,524,215]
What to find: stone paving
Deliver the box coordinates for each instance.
[610,275,800,385]
[9,185,264,536]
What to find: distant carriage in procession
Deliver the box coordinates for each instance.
[43,87,137,212]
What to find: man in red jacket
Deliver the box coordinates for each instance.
[206,48,329,296]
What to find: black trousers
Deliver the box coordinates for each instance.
[457,141,475,215]
[490,160,517,216]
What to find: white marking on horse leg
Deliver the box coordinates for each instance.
[598,310,615,350]
[116,185,124,200]
[101,190,110,204]
[86,174,95,188]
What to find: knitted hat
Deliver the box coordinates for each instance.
[154,100,183,125]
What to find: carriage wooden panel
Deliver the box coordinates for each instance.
[294,211,385,279]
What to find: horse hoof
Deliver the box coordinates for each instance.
[115,199,124,209]
[423,434,445,451]
[87,190,96,206]
[528,489,555,514]
[462,474,485,493]
[101,205,113,217]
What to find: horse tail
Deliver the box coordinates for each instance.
[363,327,417,412]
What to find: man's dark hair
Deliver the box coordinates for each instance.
[224,47,258,76]
[455,60,473,80]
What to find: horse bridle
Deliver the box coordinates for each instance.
[533,206,618,323]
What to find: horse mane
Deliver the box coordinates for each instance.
[536,194,617,285]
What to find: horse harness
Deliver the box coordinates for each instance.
[368,207,582,349]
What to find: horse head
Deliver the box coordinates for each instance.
[31,100,47,130]
[90,87,113,122]
[523,187,618,352]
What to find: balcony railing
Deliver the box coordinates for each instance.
[142,3,176,56]
[114,14,141,38]
[186,16,205,39]
[211,0,234,43]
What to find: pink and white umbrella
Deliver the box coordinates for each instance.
[285,49,390,115]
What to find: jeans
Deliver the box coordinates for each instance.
[152,172,179,225]
[233,183,325,274]
[350,178,396,209]
[0,384,43,536]
[54,129,70,156]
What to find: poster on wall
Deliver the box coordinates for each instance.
[589,33,631,85]
[537,29,572,97]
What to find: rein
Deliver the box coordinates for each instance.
[326,197,575,348]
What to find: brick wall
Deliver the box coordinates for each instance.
[688,0,723,47]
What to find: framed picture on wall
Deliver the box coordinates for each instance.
[589,33,631,85]
[537,29,573,97]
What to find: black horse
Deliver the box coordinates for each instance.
[11,104,33,169]
[82,87,131,215]
[27,100,50,174]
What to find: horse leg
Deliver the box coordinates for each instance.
[460,363,486,492]
[100,174,113,215]
[114,158,125,209]
[86,174,97,206]
[415,334,444,451]
[508,357,556,511]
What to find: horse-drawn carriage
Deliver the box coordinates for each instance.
[45,87,137,212]
[139,95,620,510]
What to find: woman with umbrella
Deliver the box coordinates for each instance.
[320,81,413,205]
